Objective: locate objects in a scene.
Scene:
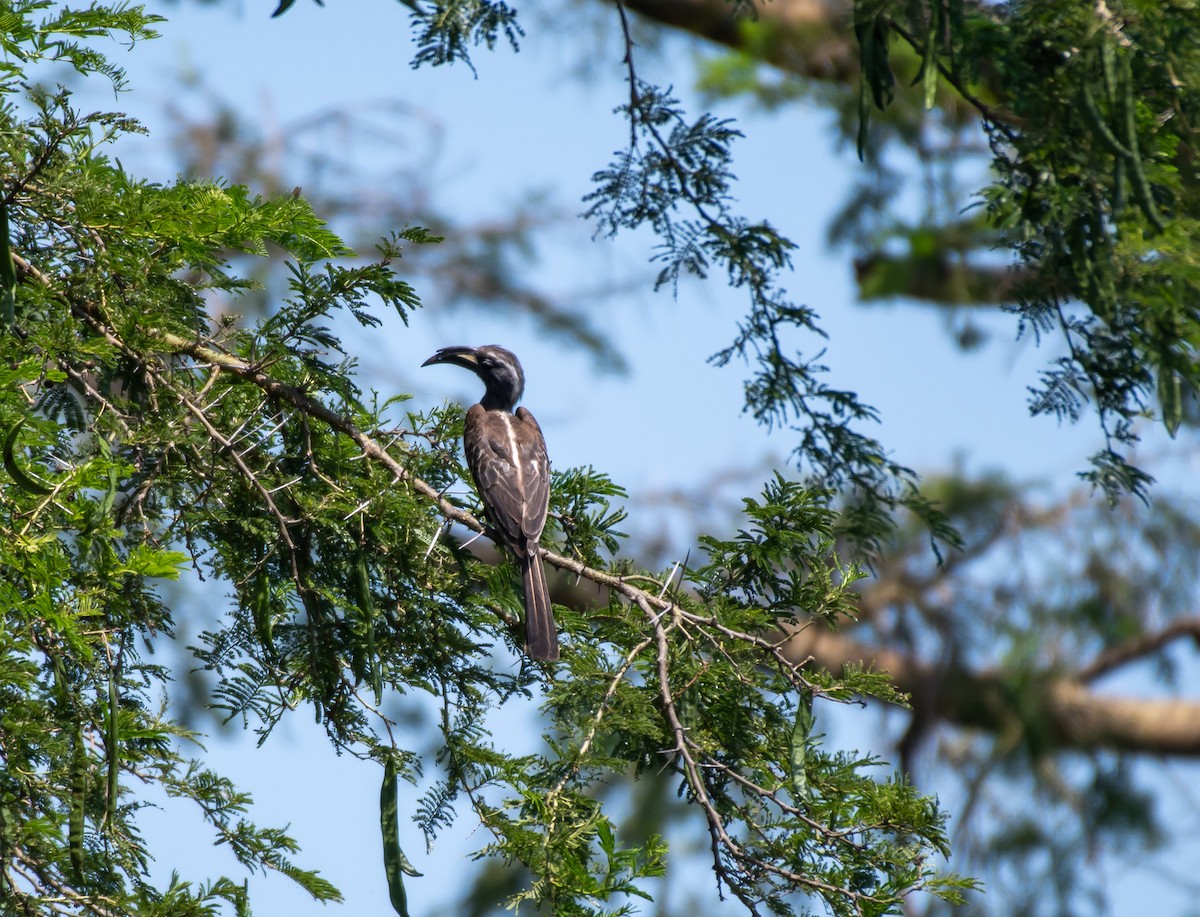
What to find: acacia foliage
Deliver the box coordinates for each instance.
[0,4,974,916]
[853,1,1199,498]
[693,0,1199,499]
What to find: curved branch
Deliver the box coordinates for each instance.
[620,0,1016,129]
[1077,618,1200,683]
[784,624,1200,757]
[620,0,860,84]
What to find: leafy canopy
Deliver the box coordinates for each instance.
[0,3,973,917]
[848,0,1198,500]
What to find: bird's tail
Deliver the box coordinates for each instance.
[522,552,559,661]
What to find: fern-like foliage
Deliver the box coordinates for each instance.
[585,74,955,553]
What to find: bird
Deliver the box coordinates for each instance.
[422,345,558,661]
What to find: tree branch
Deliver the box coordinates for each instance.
[620,0,860,84]
[783,624,1200,757]
[1077,618,1200,683]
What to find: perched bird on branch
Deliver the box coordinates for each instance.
[422,345,558,661]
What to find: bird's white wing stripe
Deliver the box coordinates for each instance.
[498,412,523,502]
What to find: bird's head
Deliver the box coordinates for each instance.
[422,345,526,411]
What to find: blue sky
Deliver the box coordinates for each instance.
[63,2,1200,915]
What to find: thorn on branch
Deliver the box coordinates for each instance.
[423,519,451,561]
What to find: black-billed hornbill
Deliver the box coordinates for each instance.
[422,345,558,661]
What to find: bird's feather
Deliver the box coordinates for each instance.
[463,405,549,557]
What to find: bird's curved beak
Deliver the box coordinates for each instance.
[422,346,479,370]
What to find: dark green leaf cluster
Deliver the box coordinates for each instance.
[586,74,952,554]
[552,464,629,567]
[587,81,748,285]
[0,1,162,91]
[528,476,973,915]
[409,0,525,72]
[695,475,858,620]
[0,8,435,909]
[850,1,1200,502]
[983,2,1200,500]
[0,381,341,911]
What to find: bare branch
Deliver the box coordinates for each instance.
[784,623,1200,757]
[1077,617,1200,683]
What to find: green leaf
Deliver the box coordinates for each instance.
[381,756,421,917]
[1159,369,1182,438]
[855,11,895,111]
[354,555,382,705]
[921,1,939,110]
[235,880,250,917]
[96,437,119,520]
[2,418,53,495]
[857,67,871,162]
[853,9,894,159]
[117,545,189,580]
[251,573,275,653]
[104,664,120,831]
[790,690,815,798]
[69,725,87,884]
[0,198,15,328]
[1116,48,1164,233]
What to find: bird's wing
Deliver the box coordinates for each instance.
[514,406,550,544]
[463,406,549,554]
